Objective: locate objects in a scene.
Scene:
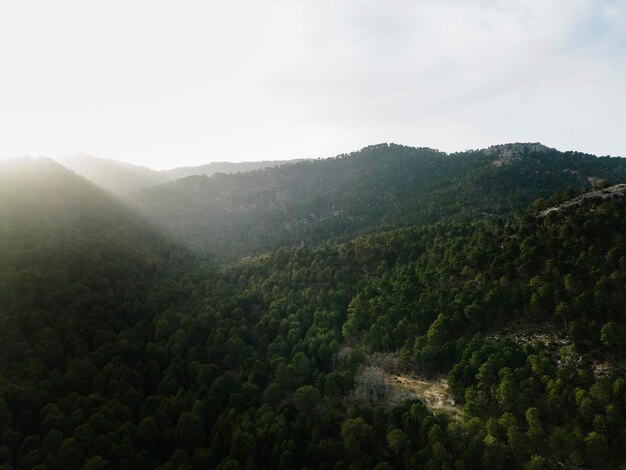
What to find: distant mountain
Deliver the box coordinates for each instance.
[128,142,626,261]
[55,153,169,194]
[0,156,186,268]
[161,159,306,181]
[55,154,301,194]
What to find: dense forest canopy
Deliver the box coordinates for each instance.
[128,143,626,262]
[1,145,626,469]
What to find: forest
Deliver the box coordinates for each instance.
[1,144,626,469]
[128,142,626,261]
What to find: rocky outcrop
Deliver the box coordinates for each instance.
[540,183,626,216]
[487,142,553,167]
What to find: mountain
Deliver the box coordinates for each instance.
[2,150,626,468]
[181,185,626,468]
[128,142,626,261]
[0,156,181,258]
[161,159,306,181]
[55,154,170,194]
[0,156,196,336]
[0,157,205,468]
[55,154,301,194]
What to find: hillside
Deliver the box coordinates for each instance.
[2,153,626,469]
[128,142,626,262]
[539,183,626,216]
[55,154,299,194]
[146,185,626,468]
[0,156,200,341]
[0,157,187,267]
[161,159,304,181]
[55,154,170,194]
[0,157,205,468]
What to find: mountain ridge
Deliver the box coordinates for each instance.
[127,142,626,262]
[53,153,303,194]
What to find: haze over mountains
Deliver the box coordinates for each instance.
[2,143,626,468]
[127,142,626,261]
[30,143,626,263]
[55,154,302,194]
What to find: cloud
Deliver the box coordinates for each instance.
[257,0,626,153]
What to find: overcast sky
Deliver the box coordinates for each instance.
[0,0,624,169]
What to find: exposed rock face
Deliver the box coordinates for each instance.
[487,142,553,167]
[540,183,626,216]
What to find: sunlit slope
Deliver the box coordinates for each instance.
[0,156,191,325]
[55,153,300,194]
[0,158,206,468]
[55,154,170,194]
[128,142,626,261]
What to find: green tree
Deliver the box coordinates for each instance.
[176,412,206,453]
[341,417,375,459]
[386,429,410,455]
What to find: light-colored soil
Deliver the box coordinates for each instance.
[384,373,462,419]
[486,322,570,350]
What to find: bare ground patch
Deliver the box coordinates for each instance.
[384,373,462,419]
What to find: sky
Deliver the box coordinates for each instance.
[0,0,624,169]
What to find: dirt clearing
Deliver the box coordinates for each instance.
[384,373,462,419]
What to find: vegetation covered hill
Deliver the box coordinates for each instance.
[0,157,208,468]
[2,151,626,468]
[128,142,626,262]
[0,157,190,271]
[172,189,626,469]
[55,154,170,194]
[56,154,299,194]
[160,159,304,182]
